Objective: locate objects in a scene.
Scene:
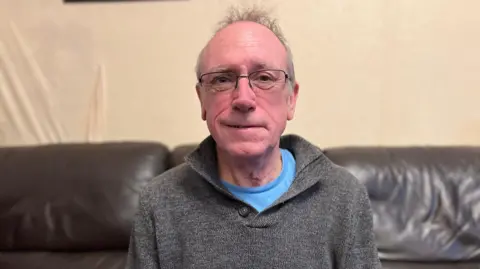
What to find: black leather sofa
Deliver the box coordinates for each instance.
[1,140,479,268]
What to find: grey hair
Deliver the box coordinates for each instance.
[195,6,296,87]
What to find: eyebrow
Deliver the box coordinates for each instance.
[207,66,236,73]
[251,62,272,71]
[206,62,276,74]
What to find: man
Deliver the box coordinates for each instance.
[126,6,381,269]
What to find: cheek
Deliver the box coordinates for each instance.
[204,95,231,121]
[259,93,290,122]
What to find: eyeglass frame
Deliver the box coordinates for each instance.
[197,69,291,92]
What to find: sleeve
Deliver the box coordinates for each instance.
[339,181,382,269]
[125,188,160,269]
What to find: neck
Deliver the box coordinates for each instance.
[217,146,283,188]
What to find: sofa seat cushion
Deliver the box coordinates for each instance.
[0,251,125,269]
[382,261,480,269]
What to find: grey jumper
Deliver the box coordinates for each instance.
[126,134,381,269]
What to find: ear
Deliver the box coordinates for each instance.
[196,84,207,120]
[287,82,299,121]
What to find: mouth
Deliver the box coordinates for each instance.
[226,124,262,129]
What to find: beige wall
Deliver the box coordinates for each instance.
[1,0,479,148]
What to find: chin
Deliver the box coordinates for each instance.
[218,140,272,158]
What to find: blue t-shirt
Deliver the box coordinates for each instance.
[221,148,296,212]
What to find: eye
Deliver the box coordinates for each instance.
[258,75,274,81]
[251,71,275,82]
[211,74,234,84]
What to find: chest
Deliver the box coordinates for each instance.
[154,195,338,269]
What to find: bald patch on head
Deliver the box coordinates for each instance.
[200,21,288,75]
[195,6,296,88]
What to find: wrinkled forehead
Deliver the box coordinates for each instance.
[200,22,288,74]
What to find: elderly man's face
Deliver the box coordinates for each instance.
[196,21,299,158]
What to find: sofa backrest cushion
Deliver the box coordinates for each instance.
[0,142,169,251]
[324,146,480,262]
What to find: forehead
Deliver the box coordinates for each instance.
[201,21,288,73]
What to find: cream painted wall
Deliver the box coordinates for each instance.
[0,0,479,148]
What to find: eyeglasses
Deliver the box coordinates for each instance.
[198,69,289,93]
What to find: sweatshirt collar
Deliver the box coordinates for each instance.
[184,134,332,204]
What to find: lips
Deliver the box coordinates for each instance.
[227,125,258,129]
[224,122,264,129]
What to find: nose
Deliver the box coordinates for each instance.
[231,77,256,113]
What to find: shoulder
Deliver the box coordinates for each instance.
[328,163,365,191]
[312,160,375,238]
[137,163,205,206]
[319,158,370,207]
